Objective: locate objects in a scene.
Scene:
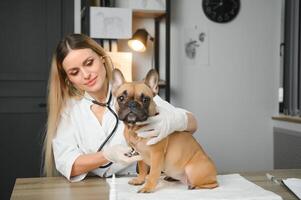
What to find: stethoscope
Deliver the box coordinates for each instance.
[83,91,119,168]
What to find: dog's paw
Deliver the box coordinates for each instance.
[137,186,154,193]
[188,185,196,190]
[128,178,145,185]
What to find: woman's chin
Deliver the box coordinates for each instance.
[83,78,107,95]
[85,84,103,94]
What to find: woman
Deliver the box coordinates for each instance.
[43,33,198,182]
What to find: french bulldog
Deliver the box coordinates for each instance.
[111,68,218,193]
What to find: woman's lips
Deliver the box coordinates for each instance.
[85,76,97,87]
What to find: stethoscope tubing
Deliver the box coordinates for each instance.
[86,91,119,169]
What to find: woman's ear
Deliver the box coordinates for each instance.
[111,69,125,95]
[100,56,106,64]
[144,69,159,95]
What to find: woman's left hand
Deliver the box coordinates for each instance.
[102,144,142,165]
[136,105,188,145]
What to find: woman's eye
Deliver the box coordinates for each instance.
[69,70,78,76]
[86,59,94,66]
[118,96,125,102]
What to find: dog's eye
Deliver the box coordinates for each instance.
[117,96,125,102]
[142,97,150,104]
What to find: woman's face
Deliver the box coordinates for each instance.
[62,48,107,96]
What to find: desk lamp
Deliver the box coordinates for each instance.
[128,28,154,52]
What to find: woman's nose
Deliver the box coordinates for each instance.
[81,68,91,79]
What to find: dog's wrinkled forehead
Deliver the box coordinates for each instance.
[116,82,154,99]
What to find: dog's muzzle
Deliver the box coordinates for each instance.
[122,100,148,124]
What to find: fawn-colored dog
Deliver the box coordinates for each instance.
[112,69,218,193]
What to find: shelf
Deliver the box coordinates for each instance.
[272,115,301,124]
[80,0,170,101]
[133,9,165,18]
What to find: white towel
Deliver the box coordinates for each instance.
[106,174,282,200]
[282,178,301,199]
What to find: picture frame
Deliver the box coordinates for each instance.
[90,7,132,39]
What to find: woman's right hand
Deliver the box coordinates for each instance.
[102,144,142,165]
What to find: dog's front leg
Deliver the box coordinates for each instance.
[138,149,164,193]
[128,160,148,185]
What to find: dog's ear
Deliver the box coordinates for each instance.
[111,69,125,95]
[144,69,159,95]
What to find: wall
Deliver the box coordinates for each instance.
[170,0,282,173]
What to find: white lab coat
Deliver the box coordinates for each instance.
[52,87,175,182]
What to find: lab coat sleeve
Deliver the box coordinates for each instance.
[52,112,87,182]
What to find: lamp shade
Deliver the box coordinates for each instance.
[128,29,149,52]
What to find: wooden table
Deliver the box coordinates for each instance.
[11,169,301,200]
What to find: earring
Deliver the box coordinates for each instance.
[100,55,107,64]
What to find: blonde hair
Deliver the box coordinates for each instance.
[43,34,113,176]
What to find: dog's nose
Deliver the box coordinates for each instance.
[128,100,138,109]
